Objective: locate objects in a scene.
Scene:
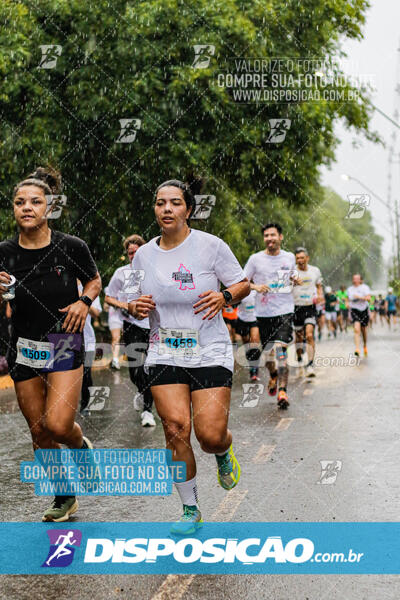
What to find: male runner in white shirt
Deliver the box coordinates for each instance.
[293,247,323,378]
[347,273,371,357]
[244,223,298,409]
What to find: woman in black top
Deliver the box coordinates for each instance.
[0,167,101,522]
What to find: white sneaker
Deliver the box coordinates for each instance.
[133,393,144,412]
[306,364,316,378]
[110,358,120,370]
[141,410,156,427]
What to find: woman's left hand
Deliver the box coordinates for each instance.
[193,290,225,321]
[59,301,89,333]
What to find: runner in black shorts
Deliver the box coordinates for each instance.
[244,223,299,409]
[347,274,371,356]
[385,287,397,329]
[324,286,338,338]
[128,176,250,533]
[235,290,261,381]
[0,167,101,522]
[292,247,323,378]
[105,234,156,428]
[378,294,386,325]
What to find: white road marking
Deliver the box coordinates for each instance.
[252,444,276,463]
[303,388,314,396]
[212,488,248,521]
[151,574,195,600]
[274,417,294,431]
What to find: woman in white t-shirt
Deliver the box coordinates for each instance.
[128,177,250,533]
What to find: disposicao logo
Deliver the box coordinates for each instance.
[42,529,82,568]
[83,535,314,564]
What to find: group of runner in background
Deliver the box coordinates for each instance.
[225,277,397,351]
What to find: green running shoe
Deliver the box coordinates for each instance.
[42,496,78,522]
[170,505,203,536]
[216,445,241,490]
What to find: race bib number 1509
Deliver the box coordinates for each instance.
[16,338,54,368]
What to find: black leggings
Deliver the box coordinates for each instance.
[123,321,153,413]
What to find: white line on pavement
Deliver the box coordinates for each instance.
[212,488,248,521]
[252,444,276,463]
[151,573,195,600]
[274,418,294,431]
[151,574,195,600]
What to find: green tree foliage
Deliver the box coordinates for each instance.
[0,0,381,283]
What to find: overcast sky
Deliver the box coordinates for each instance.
[320,0,400,274]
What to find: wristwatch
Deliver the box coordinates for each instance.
[79,295,93,308]
[222,290,233,305]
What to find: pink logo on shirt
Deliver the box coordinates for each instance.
[172,264,195,290]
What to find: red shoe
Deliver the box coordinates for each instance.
[250,374,260,382]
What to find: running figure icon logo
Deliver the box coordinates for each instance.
[45,334,82,371]
[45,195,67,220]
[240,384,264,408]
[122,269,145,296]
[87,386,110,411]
[192,195,216,220]
[345,194,370,219]
[38,45,62,69]
[192,45,215,69]
[266,119,291,143]
[42,529,82,568]
[116,118,142,143]
[317,460,342,485]
[271,268,298,294]
[172,264,195,290]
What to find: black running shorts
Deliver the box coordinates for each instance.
[147,365,233,391]
[235,317,258,338]
[257,313,294,347]
[293,305,317,329]
[350,308,369,327]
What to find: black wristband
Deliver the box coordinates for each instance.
[79,295,93,307]
[222,290,233,305]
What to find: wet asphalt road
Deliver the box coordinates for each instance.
[0,321,399,599]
